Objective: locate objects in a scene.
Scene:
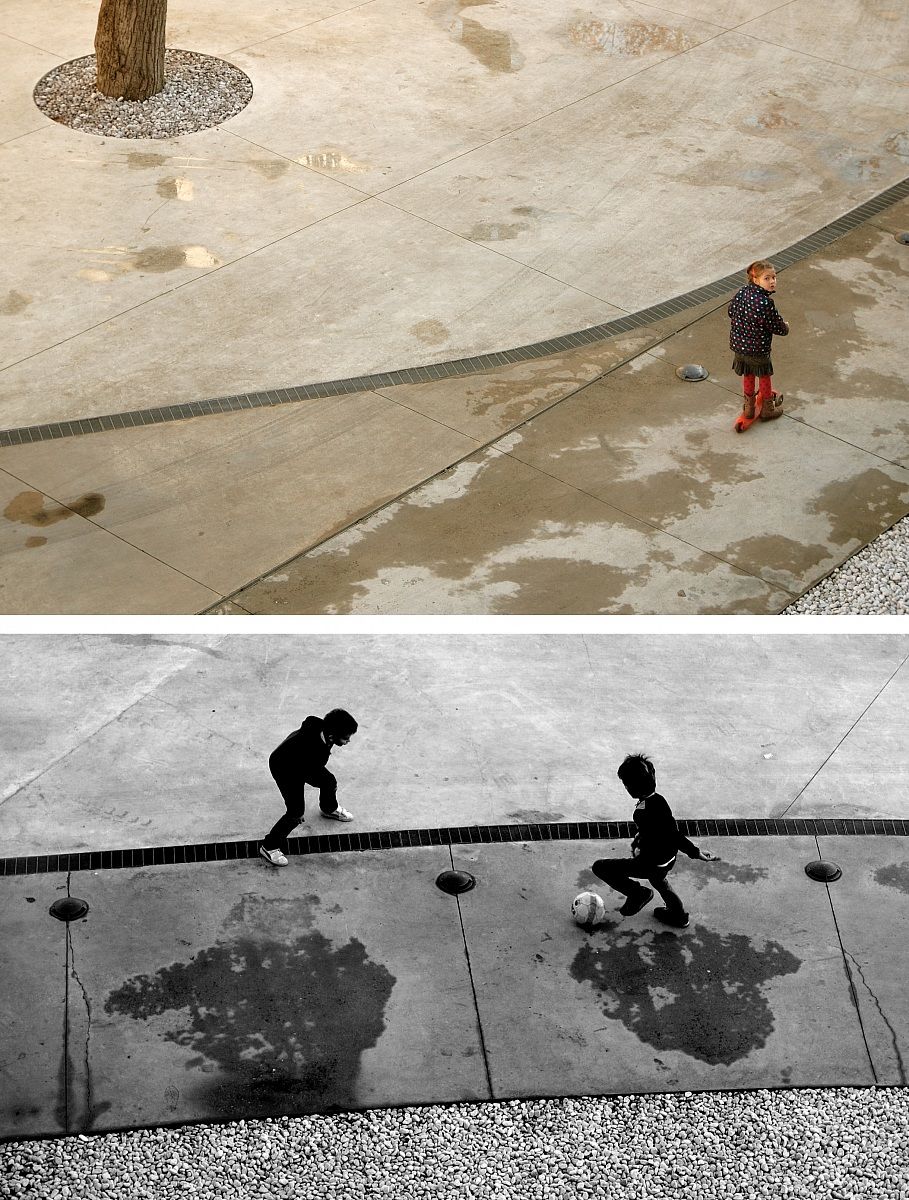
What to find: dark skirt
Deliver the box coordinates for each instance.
[732,352,773,377]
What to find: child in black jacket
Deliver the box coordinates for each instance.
[592,754,717,928]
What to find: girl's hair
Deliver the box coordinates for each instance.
[747,260,775,282]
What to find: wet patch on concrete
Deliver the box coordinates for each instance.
[3,490,105,527]
[718,533,832,590]
[104,893,396,1120]
[567,15,697,56]
[410,320,450,345]
[673,857,770,892]
[296,150,368,173]
[156,177,195,201]
[508,809,566,823]
[1,289,32,315]
[466,222,528,242]
[129,245,222,273]
[570,926,801,1064]
[127,152,167,169]
[252,159,290,180]
[454,18,524,72]
[809,470,908,547]
[106,634,225,657]
[873,862,909,895]
[24,536,48,548]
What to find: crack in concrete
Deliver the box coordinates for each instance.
[844,949,907,1084]
[67,925,109,1131]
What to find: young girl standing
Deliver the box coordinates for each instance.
[728,260,789,432]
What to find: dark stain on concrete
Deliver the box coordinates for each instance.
[507,809,566,823]
[1,289,32,315]
[25,536,47,548]
[467,222,528,241]
[106,634,225,657]
[131,246,191,273]
[809,470,908,548]
[457,18,523,72]
[719,533,832,589]
[104,900,395,1120]
[127,152,167,169]
[873,862,909,895]
[3,491,105,528]
[252,159,290,180]
[570,926,801,1064]
[672,856,769,892]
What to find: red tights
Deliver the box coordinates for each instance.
[743,374,774,400]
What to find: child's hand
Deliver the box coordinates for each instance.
[699,849,719,861]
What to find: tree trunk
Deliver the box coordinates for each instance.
[95,0,167,101]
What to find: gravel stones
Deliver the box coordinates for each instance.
[783,513,909,615]
[2,1087,908,1200]
[32,51,253,139]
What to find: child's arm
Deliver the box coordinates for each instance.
[767,298,789,336]
[676,830,719,861]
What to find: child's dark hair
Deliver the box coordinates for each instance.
[746,259,775,282]
[617,753,656,791]
[324,708,358,737]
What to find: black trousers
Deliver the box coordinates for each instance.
[262,764,338,852]
[592,855,686,918]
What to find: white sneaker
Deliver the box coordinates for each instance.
[321,807,354,822]
[259,845,288,866]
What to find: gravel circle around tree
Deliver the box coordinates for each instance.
[32,50,253,139]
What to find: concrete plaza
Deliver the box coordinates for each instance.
[2,634,907,1138]
[0,0,907,612]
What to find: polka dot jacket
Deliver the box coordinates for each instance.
[728,283,789,355]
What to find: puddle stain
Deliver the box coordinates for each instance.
[570,926,801,1064]
[127,152,167,169]
[3,491,105,528]
[1,290,32,316]
[673,857,770,893]
[107,634,225,658]
[131,245,221,272]
[296,150,367,173]
[25,536,48,548]
[718,533,832,590]
[410,319,450,345]
[884,131,908,156]
[252,159,290,180]
[508,809,566,823]
[104,923,396,1120]
[873,862,909,895]
[454,18,524,72]
[156,177,195,201]
[568,16,697,57]
[808,470,908,548]
[466,221,528,242]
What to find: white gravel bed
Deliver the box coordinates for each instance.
[783,513,909,615]
[32,51,252,139]
[2,1087,907,1200]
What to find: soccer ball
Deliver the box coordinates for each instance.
[571,891,606,927]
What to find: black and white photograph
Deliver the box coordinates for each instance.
[1,634,907,1195]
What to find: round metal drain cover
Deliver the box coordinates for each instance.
[805,860,842,883]
[49,897,89,922]
[435,870,476,895]
[895,232,909,245]
[676,364,709,382]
